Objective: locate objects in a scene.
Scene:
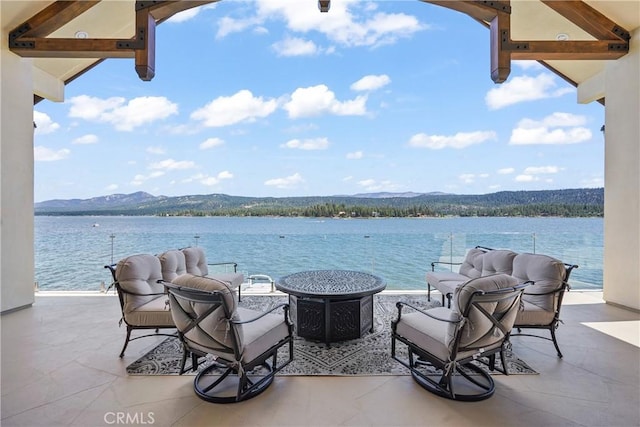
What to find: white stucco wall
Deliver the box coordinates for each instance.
[0,48,36,313]
[603,28,640,311]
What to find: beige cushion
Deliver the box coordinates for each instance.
[209,272,245,290]
[515,300,556,326]
[170,273,240,354]
[452,274,519,349]
[115,254,165,315]
[236,307,290,363]
[182,247,209,276]
[512,253,566,312]
[158,249,186,282]
[481,249,517,276]
[426,271,467,296]
[458,247,485,278]
[125,296,174,327]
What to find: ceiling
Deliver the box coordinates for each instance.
[2,0,639,101]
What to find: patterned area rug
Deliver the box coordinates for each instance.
[126,294,537,376]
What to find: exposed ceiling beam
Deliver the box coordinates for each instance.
[10,1,101,39]
[541,0,631,41]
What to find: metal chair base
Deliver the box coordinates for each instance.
[194,362,275,404]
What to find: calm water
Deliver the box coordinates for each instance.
[34,216,603,291]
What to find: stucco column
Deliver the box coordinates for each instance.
[0,47,35,313]
[603,28,640,311]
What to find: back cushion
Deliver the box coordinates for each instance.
[452,274,519,349]
[115,254,164,314]
[171,273,240,350]
[182,247,209,276]
[158,249,187,282]
[512,253,566,311]
[481,249,517,276]
[458,247,485,278]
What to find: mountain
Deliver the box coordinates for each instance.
[34,188,604,217]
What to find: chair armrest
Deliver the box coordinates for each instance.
[231,303,291,325]
[430,261,462,271]
[522,281,568,296]
[207,261,238,272]
[395,301,463,324]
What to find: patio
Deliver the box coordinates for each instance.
[1,289,638,426]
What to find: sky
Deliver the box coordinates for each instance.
[32,0,605,203]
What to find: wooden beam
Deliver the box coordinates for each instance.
[135,8,156,81]
[10,1,101,39]
[9,38,135,58]
[541,0,630,41]
[143,0,219,22]
[423,1,509,23]
[508,40,629,60]
[490,11,511,83]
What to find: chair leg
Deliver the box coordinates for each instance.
[119,326,132,358]
[427,284,431,302]
[550,326,564,358]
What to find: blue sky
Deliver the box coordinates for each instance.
[33,1,605,203]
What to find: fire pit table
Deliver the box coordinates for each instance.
[276,270,386,345]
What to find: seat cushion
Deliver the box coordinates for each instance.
[124,295,174,327]
[208,272,244,290]
[426,271,468,296]
[236,307,290,363]
[395,308,455,361]
[515,300,556,326]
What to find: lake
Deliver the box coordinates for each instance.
[34,216,603,291]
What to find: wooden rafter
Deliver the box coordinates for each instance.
[8,0,218,81]
[541,0,630,42]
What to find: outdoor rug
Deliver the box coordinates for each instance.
[126,294,537,376]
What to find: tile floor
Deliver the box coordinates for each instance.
[1,290,639,427]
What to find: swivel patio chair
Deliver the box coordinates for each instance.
[165,273,293,403]
[105,254,175,358]
[510,253,578,358]
[392,274,527,401]
[181,246,245,300]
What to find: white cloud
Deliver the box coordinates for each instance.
[497,167,515,174]
[34,146,70,162]
[351,74,391,92]
[523,166,560,174]
[191,90,278,127]
[189,171,233,186]
[166,7,201,23]
[199,138,225,150]
[68,95,178,131]
[264,172,304,189]
[284,85,367,118]
[105,184,118,192]
[510,112,592,145]
[33,111,60,135]
[515,165,561,183]
[281,138,329,150]
[146,146,166,155]
[217,1,427,49]
[408,131,496,149]
[459,174,475,184]
[72,134,98,145]
[346,151,364,159]
[357,178,401,192]
[149,159,196,170]
[485,73,574,110]
[272,37,319,56]
[131,171,165,186]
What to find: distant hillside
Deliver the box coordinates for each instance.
[34,188,604,218]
